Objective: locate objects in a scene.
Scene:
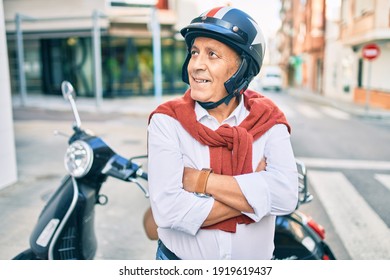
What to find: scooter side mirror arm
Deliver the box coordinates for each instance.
[296,159,313,206]
[61,81,82,129]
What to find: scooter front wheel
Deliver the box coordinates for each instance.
[12,249,39,260]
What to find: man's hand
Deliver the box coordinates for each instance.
[256,157,267,172]
[182,167,200,193]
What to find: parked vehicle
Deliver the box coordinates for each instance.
[259,66,283,92]
[12,81,335,260]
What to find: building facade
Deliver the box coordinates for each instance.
[323,0,351,102]
[4,0,188,98]
[279,0,390,110]
[278,0,326,93]
[338,0,390,109]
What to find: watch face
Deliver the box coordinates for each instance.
[194,192,211,198]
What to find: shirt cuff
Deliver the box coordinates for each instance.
[234,172,271,222]
[171,195,214,236]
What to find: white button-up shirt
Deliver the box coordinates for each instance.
[147,96,298,259]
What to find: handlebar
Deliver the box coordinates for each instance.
[102,154,149,197]
[136,169,148,181]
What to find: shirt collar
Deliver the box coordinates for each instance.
[194,95,247,126]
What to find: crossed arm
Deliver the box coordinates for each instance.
[182,160,266,226]
[147,116,297,238]
[143,160,266,239]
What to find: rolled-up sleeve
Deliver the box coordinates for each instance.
[148,114,214,236]
[234,124,298,221]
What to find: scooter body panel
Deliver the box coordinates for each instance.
[29,176,100,259]
[273,213,335,260]
[29,175,75,258]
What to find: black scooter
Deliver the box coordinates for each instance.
[13,81,149,260]
[13,81,335,260]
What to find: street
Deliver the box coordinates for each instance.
[1,89,389,260]
[266,89,390,259]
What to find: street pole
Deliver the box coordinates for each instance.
[150,7,162,104]
[362,43,380,114]
[92,10,103,108]
[365,60,372,113]
[15,13,27,106]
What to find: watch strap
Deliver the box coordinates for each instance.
[195,168,213,194]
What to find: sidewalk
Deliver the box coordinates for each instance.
[11,88,390,120]
[287,87,390,120]
[12,93,181,117]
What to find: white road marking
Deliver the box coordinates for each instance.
[278,104,296,119]
[308,170,390,259]
[296,104,322,119]
[298,157,390,170]
[375,174,390,191]
[320,106,351,120]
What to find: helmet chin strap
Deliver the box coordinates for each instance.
[197,81,249,110]
[197,55,251,110]
[197,93,237,110]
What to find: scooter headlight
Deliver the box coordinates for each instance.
[64,140,93,177]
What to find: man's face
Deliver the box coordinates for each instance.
[187,37,240,104]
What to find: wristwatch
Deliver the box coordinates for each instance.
[195,168,213,195]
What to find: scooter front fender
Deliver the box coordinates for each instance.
[29,175,76,259]
[29,176,99,259]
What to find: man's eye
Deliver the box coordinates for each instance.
[190,50,198,56]
[209,51,218,57]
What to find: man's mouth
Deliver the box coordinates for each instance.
[194,78,210,83]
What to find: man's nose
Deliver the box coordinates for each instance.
[191,55,207,70]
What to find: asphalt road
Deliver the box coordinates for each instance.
[265,89,390,260]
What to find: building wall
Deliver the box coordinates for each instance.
[323,0,356,102]
[340,0,390,43]
[4,0,106,20]
[339,0,390,109]
[4,0,186,98]
[4,0,108,33]
[288,0,325,92]
[323,41,357,102]
[0,1,17,190]
[367,44,390,91]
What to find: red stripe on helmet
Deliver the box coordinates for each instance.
[206,6,224,17]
